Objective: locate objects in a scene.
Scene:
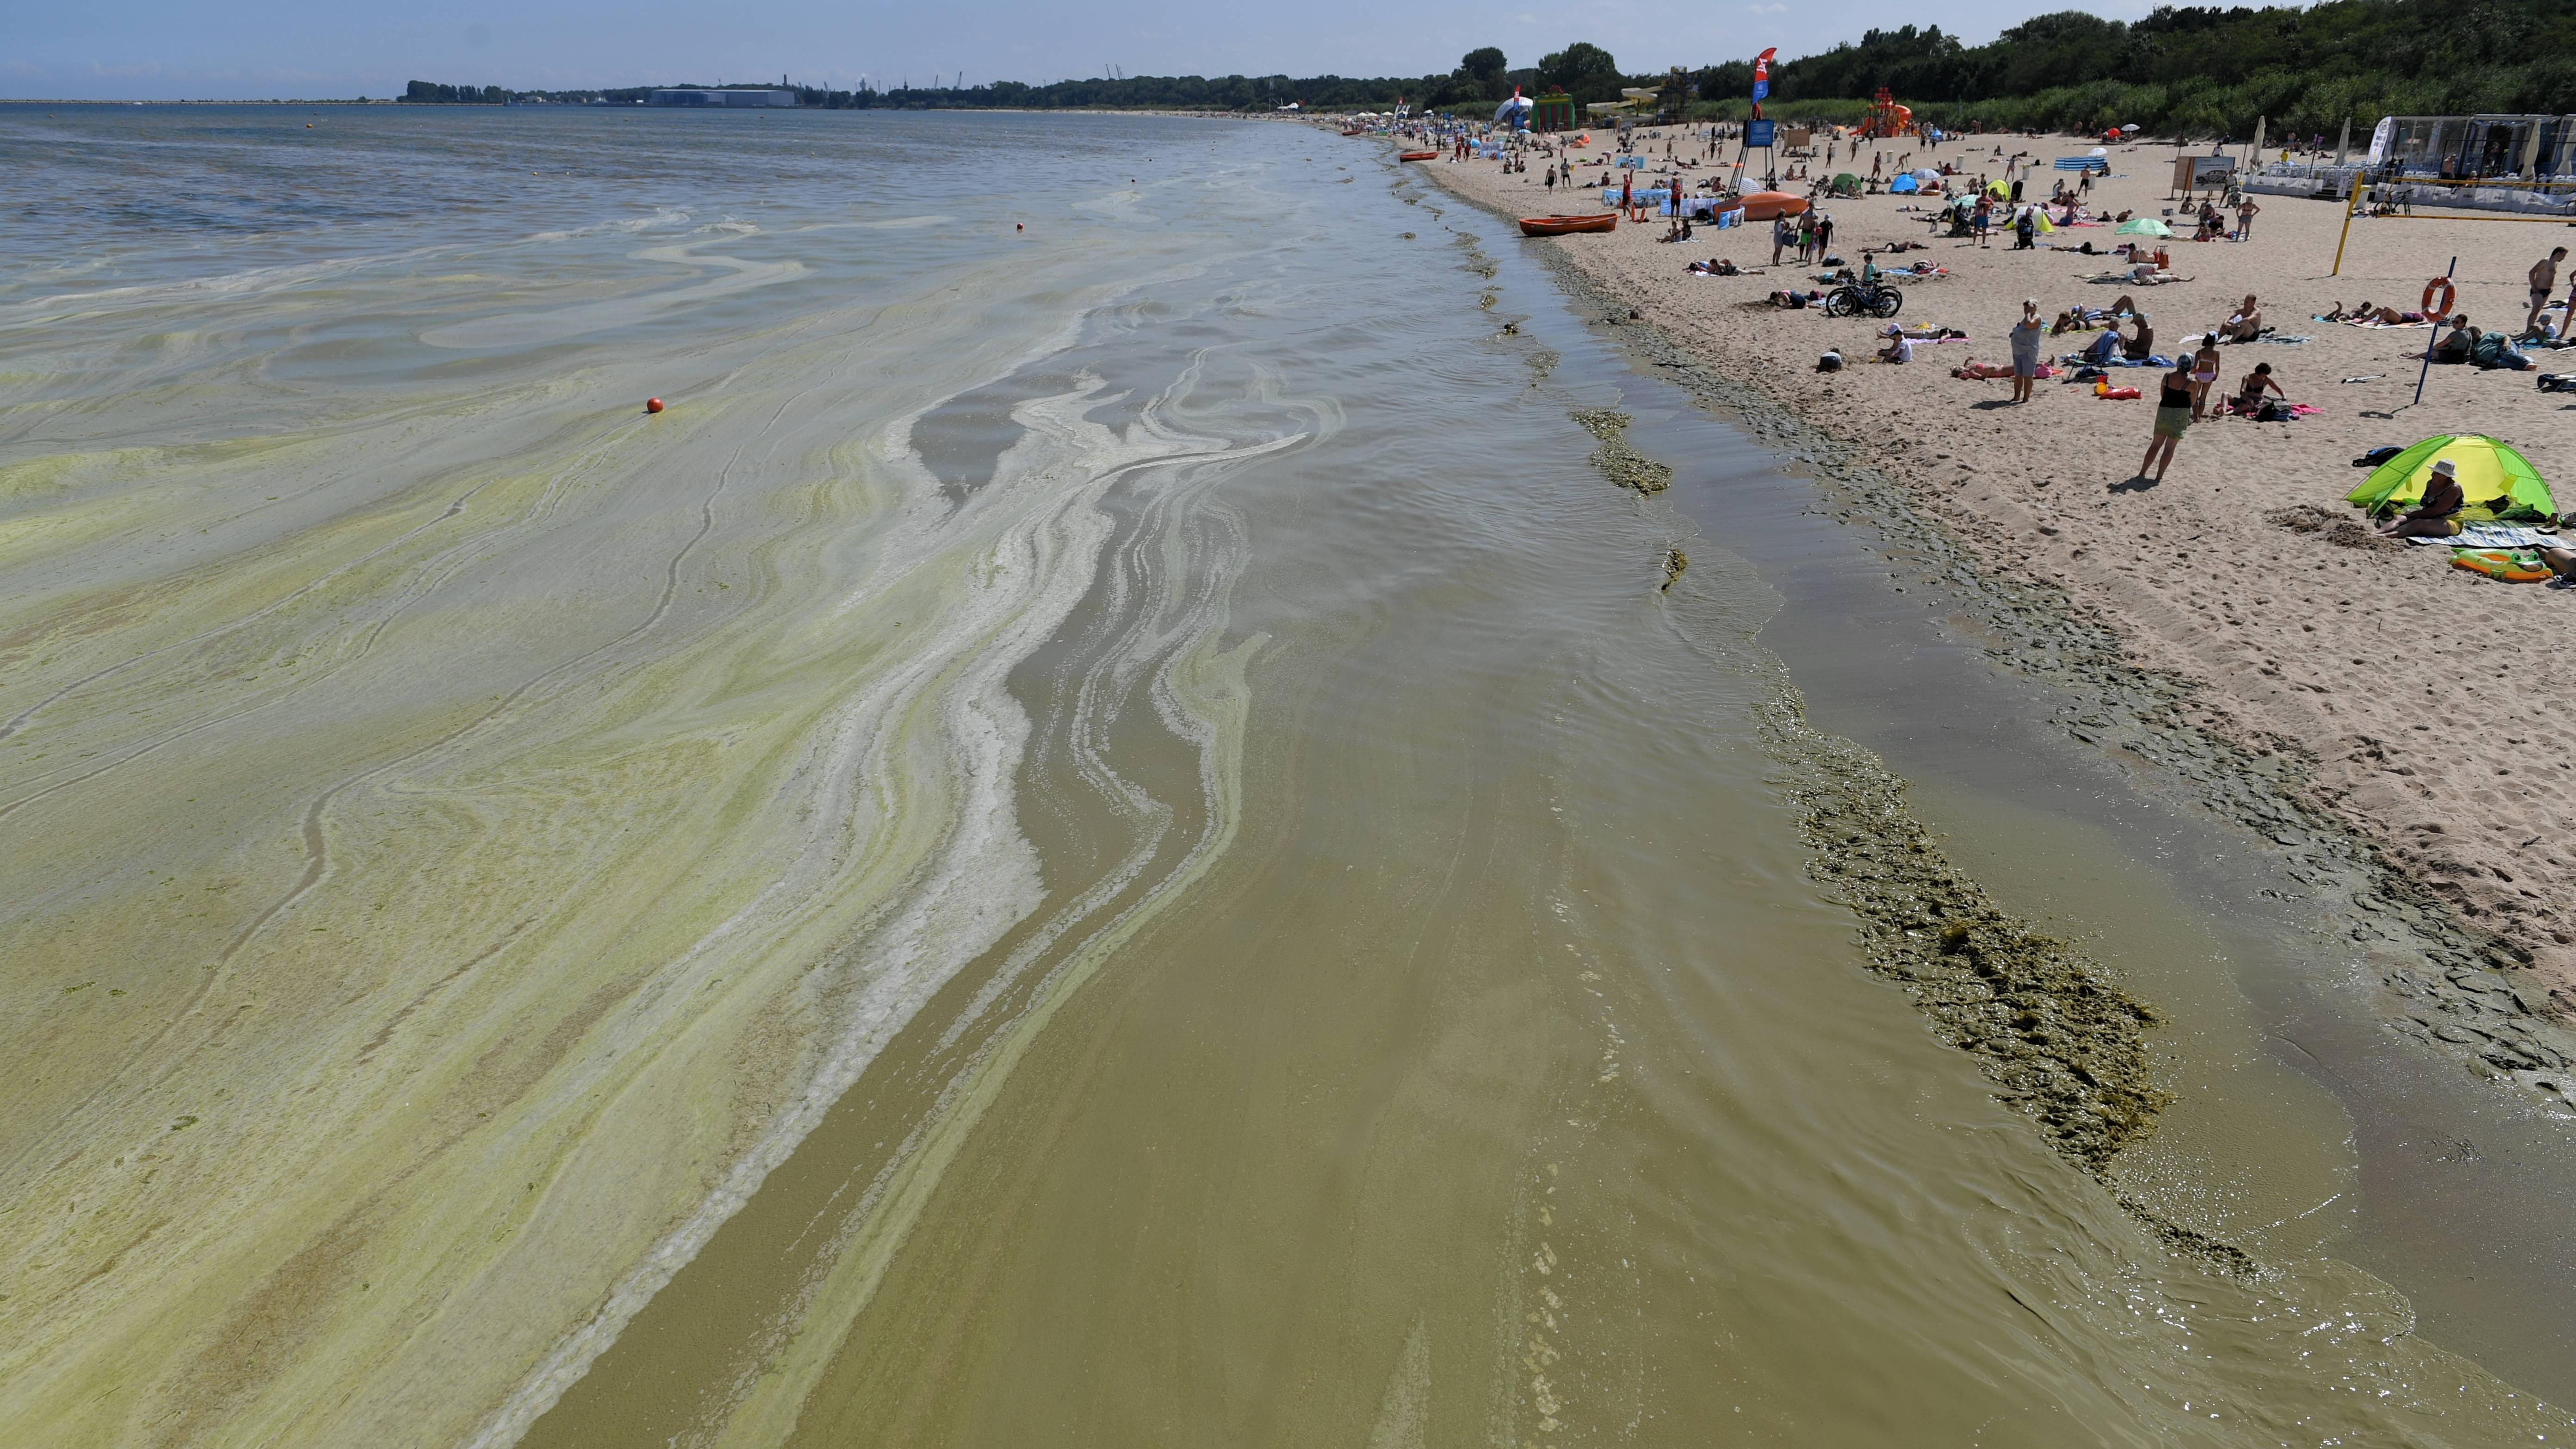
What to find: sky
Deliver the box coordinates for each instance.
[3,0,2168,100]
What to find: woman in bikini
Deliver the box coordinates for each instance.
[2188,334,2222,417]
[2229,361,2286,415]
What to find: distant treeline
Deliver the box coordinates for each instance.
[394,43,1631,114]
[1708,0,2576,138]
[402,1,2576,139]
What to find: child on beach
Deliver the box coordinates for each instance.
[2189,334,2221,416]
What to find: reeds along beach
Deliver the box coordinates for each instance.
[1423,129,2576,1023]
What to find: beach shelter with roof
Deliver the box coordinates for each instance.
[1889,173,1919,193]
[2347,435,2554,517]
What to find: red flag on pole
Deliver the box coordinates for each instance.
[1751,46,1776,119]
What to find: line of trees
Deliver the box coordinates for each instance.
[406,3,2576,138]
[397,43,1641,114]
[1711,0,2576,139]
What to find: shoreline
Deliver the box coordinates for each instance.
[1393,133,2576,1113]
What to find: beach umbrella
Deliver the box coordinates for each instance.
[2113,217,2171,236]
[1911,167,1942,182]
[2088,146,2108,157]
[2121,123,2141,132]
[2347,436,2554,517]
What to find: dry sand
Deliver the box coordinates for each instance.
[1420,133,2576,1011]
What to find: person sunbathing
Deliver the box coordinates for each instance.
[2349,300,2412,325]
[2219,294,2263,341]
[2226,360,2286,415]
[2430,316,2476,364]
[2378,458,2466,538]
[2121,312,2157,361]
[2320,300,2350,322]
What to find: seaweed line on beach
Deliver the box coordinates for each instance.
[1567,408,1672,495]
[1462,184,2576,1115]
[1761,684,2256,1275]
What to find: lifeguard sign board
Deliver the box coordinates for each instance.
[2171,155,2235,190]
[1745,119,1776,148]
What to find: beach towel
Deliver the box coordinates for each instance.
[2409,523,2560,549]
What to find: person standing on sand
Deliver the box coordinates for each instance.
[1772,215,1791,267]
[2138,358,2194,483]
[2528,248,2568,334]
[1619,165,1634,221]
[2009,300,2045,403]
[2188,333,2221,417]
[2235,194,2259,239]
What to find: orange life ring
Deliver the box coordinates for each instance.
[2423,276,2457,317]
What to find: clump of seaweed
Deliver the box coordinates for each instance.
[1764,692,2172,1179]
[1660,547,1688,592]
[1568,408,1672,495]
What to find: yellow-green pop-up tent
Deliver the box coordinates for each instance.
[2347,434,2554,518]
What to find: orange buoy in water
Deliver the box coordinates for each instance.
[644,397,665,414]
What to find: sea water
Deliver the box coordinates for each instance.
[0,105,2561,1446]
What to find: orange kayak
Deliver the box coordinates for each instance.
[1737,191,1810,220]
[1520,214,1616,236]
[1399,150,1439,161]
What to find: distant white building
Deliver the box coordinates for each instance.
[649,88,799,107]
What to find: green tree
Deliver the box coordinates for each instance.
[1539,42,1625,105]
[1457,46,1510,101]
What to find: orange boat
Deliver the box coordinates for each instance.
[1736,191,1810,221]
[1398,149,1439,161]
[1519,214,1616,236]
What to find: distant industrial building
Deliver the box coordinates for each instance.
[649,88,799,107]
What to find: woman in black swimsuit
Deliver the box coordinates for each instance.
[2138,359,2194,483]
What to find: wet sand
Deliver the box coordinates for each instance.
[1422,134,2576,1018]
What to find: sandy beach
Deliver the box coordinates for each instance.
[1419,133,2576,1016]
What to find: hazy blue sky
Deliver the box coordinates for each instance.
[5,0,2163,100]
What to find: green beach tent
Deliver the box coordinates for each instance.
[1831,172,1861,197]
[2347,435,2553,518]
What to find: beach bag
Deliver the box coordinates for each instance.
[2255,398,2286,421]
[2352,446,2404,467]
[2538,372,2576,393]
